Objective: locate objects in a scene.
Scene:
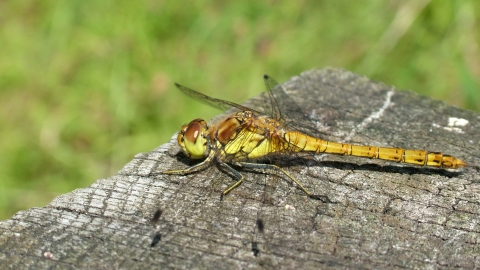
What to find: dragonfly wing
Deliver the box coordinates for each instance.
[263,75,322,137]
[263,75,282,120]
[175,83,263,114]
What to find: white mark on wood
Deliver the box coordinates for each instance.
[432,117,468,134]
[44,251,54,259]
[442,127,464,133]
[285,204,296,211]
[448,117,469,127]
[345,89,394,141]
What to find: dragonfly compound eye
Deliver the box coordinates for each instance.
[181,120,207,159]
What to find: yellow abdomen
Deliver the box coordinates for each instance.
[284,131,466,169]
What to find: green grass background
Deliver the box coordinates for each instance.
[1,1,479,219]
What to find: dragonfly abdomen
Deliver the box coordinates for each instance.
[284,131,466,169]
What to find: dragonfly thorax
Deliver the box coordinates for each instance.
[177,118,212,159]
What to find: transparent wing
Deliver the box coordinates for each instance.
[176,76,324,141]
[175,83,262,114]
[262,75,323,137]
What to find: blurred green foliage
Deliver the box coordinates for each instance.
[0,0,479,219]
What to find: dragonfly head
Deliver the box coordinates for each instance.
[177,119,211,159]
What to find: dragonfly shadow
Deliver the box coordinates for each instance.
[354,163,464,177]
[274,157,464,201]
[166,151,195,165]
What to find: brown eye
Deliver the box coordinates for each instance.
[177,119,207,159]
[184,121,201,143]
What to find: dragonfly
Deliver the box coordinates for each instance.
[162,75,467,199]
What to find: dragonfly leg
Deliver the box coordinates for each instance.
[218,162,245,197]
[236,162,312,197]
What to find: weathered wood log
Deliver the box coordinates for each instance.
[1,68,479,269]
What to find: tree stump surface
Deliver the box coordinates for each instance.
[1,68,479,269]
